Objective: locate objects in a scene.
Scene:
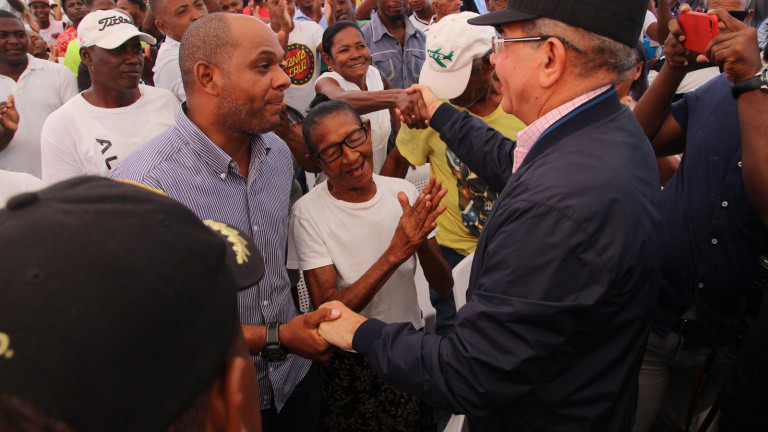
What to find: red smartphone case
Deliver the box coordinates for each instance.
[678,11,719,53]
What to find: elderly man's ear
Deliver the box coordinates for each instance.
[538,38,568,89]
[206,335,262,432]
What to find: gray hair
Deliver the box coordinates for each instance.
[524,18,635,82]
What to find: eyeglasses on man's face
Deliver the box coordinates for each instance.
[491,35,583,54]
[313,125,368,163]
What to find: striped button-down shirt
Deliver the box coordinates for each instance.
[362,11,426,89]
[110,108,310,411]
[513,85,611,173]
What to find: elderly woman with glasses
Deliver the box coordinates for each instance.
[287,100,453,431]
[315,21,430,174]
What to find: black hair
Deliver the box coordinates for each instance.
[0,323,247,432]
[84,0,114,8]
[629,40,649,102]
[321,20,363,58]
[125,0,147,11]
[302,99,363,153]
[0,10,21,21]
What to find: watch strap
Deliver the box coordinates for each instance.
[731,67,768,99]
[265,321,281,347]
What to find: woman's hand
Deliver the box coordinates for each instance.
[387,177,447,262]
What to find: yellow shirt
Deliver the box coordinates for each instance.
[396,102,525,255]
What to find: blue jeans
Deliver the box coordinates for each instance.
[430,245,465,336]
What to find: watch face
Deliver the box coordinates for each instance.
[261,347,287,362]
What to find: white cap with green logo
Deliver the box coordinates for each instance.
[419,12,495,100]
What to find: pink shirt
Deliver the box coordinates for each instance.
[513,85,611,173]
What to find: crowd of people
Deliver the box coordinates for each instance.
[0,0,767,431]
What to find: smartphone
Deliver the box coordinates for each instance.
[678,11,719,54]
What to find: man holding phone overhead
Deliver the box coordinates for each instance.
[631,2,767,431]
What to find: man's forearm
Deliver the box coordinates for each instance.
[416,238,453,297]
[242,323,267,354]
[312,0,323,23]
[380,146,410,178]
[431,103,514,192]
[633,64,686,141]
[739,89,768,227]
[355,0,376,21]
[655,1,672,47]
[0,129,15,152]
[7,0,25,13]
[277,125,321,173]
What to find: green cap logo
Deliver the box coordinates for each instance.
[428,48,454,68]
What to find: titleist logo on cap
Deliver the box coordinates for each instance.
[98,15,132,31]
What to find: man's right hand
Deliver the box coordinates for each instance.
[317,301,367,351]
[394,90,430,129]
[664,4,701,68]
[279,307,341,361]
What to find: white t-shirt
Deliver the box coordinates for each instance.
[0,169,44,206]
[153,37,185,103]
[647,66,721,94]
[287,174,425,329]
[316,66,390,174]
[0,54,77,177]
[642,9,661,55]
[38,21,66,46]
[409,14,431,33]
[284,20,324,114]
[0,0,21,16]
[40,85,179,182]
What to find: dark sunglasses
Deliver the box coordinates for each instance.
[727,10,749,21]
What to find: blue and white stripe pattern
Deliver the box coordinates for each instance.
[111,109,311,411]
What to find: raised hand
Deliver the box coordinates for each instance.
[0,95,19,133]
[701,9,762,83]
[387,176,447,263]
[664,4,701,68]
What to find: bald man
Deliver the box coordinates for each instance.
[150,0,208,102]
[111,14,336,432]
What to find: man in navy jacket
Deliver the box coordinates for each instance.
[318,0,662,430]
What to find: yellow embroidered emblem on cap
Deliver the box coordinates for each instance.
[0,333,14,359]
[115,179,167,196]
[203,220,250,264]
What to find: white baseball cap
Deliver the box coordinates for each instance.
[419,12,495,100]
[78,9,156,49]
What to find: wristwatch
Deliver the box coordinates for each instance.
[260,322,287,362]
[731,66,768,99]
